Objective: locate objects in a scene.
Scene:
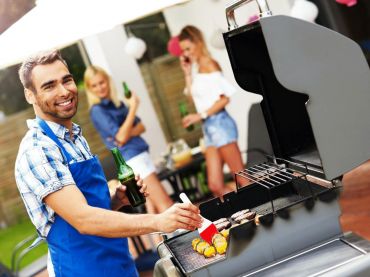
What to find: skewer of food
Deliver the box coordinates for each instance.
[233,211,257,224]
[213,218,232,231]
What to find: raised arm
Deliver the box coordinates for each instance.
[180,55,194,102]
[114,93,140,145]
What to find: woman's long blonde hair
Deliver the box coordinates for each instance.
[83,65,121,109]
[178,25,211,59]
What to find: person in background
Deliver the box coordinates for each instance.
[178,25,246,198]
[15,50,202,277]
[84,65,173,213]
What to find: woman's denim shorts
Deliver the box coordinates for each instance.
[203,110,238,148]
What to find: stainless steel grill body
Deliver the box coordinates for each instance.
[155,0,370,276]
[156,180,370,276]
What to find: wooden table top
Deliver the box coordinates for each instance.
[340,160,370,240]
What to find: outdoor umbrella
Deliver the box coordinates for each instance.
[0,0,189,69]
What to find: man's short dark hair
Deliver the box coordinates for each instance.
[18,50,68,92]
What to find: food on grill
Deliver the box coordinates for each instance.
[193,239,217,258]
[215,220,231,231]
[212,234,224,244]
[234,211,257,223]
[220,229,229,239]
[196,241,210,254]
[213,218,228,225]
[192,238,201,250]
[254,214,261,226]
[191,232,229,258]
[212,234,228,255]
[203,245,216,258]
[215,241,228,255]
[230,209,250,220]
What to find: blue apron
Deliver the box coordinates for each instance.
[38,119,138,277]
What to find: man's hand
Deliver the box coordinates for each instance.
[156,203,203,233]
[114,175,148,208]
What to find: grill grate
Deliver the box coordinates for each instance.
[165,231,226,274]
[235,159,314,214]
[236,162,306,189]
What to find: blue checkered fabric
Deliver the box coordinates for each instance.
[15,118,93,238]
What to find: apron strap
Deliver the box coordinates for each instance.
[36,118,73,164]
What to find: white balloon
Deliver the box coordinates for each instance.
[290,0,319,23]
[124,36,147,59]
[209,28,225,50]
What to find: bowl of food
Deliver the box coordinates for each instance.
[170,139,193,168]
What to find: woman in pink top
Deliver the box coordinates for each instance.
[178,25,245,198]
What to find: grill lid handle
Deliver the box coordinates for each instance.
[226,0,272,30]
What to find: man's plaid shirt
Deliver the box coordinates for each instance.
[15,118,93,238]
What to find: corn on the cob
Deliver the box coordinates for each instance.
[196,241,210,254]
[203,246,216,258]
[220,229,229,239]
[192,238,201,250]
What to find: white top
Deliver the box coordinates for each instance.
[191,70,236,113]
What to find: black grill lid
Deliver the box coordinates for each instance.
[224,15,370,180]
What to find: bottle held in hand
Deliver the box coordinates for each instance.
[111,147,145,207]
[122,82,132,99]
[178,101,194,131]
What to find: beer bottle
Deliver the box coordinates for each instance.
[111,148,145,207]
[197,170,209,196]
[198,161,210,195]
[178,101,194,131]
[122,82,132,99]
[181,176,196,202]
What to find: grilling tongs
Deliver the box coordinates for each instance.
[179,193,218,244]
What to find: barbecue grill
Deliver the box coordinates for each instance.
[154,0,370,276]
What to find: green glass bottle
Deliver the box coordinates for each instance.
[197,170,209,195]
[182,176,196,202]
[198,161,209,195]
[111,148,145,207]
[122,82,132,99]
[178,101,194,131]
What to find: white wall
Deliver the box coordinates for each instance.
[82,26,168,160]
[164,0,292,155]
[82,0,292,161]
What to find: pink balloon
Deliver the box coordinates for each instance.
[336,0,357,7]
[248,14,259,23]
[167,36,182,57]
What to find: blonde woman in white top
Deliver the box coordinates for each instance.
[178,25,245,198]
